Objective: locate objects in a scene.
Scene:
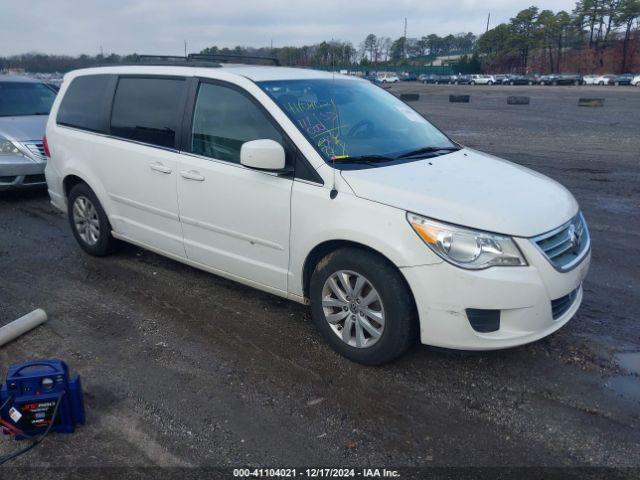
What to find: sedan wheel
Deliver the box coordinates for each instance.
[321,270,385,349]
[72,196,100,246]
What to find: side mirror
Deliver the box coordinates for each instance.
[240,139,286,172]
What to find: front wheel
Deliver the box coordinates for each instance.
[487,81,493,85]
[68,182,118,256]
[309,248,417,365]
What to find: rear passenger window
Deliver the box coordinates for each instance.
[57,75,113,133]
[110,77,185,149]
[191,82,282,163]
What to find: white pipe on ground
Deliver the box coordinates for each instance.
[0,309,48,347]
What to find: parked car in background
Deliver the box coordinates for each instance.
[583,74,614,85]
[421,74,451,85]
[470,74,496,85]
[399,72,418,82]
[377,73,400,83]
[0,75,57,191]
[539,74,583,86]
[505,75,536,85]
[450,74,472,85]
[419,74,438,84]
[611,74,635,86]
[490,74,507,85]
[632,74,640,86]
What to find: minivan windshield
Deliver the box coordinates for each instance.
[258,79,457,166]
[0,82,56,117]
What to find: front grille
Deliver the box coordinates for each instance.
[21,141,47,161]
[23,174,46,184]
[551,288,579,320]
[0,176,17,184]
[531,213,590,271]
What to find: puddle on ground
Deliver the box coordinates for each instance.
[604,352,640,403]
[605,376,640,403]
[616,352,640,375]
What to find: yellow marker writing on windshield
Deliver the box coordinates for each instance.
[331,155,349,160]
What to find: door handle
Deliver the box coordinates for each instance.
[150,162,172,174]
[180,170,205,181]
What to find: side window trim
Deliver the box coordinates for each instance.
[183,77,323,185]
[107,74,190,151]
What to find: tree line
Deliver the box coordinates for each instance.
[1,1,638,74]
[479,1,640,73]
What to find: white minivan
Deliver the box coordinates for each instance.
[44,62,590,364]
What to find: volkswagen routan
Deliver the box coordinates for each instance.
[44,61,591,364]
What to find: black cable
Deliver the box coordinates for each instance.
[0,395,13,412]
[0,391,65,466]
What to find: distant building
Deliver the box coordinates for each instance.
[431,54,464,66]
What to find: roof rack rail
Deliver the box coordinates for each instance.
[129,54,222,68]
[188,53,280,66]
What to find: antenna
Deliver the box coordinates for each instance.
[184,40,187,57]
[486,12,491,32]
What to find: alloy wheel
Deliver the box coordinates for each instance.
[72,196,100,246]
[321,270,385,348]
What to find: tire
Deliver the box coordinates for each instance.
[598,81,604,86]
[309,247,417,365]
[67,182,118,256]
[540,81,545,86]
[574,80,580,86]
[528,81,533,85]
[509,81,515,86]
[487,81,493,85]
[614,81,620,86]
[552,81,558,86]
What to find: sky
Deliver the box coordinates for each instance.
[1,0,577,57]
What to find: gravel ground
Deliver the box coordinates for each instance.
[0,84,639,474]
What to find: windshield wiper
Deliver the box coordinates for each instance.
[396,146,460,159]
[331,154,396,163]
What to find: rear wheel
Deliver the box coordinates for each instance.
[67,183,117,256]
[309,248,417,365]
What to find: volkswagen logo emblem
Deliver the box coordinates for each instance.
[568,223,581,254]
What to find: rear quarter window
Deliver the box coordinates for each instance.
[110,77,185,149]
[56,75,114,133]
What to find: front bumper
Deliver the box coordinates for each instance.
[0,153,47,191]
[401,238,590,350]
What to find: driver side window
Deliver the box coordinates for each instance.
[191,82,283,164]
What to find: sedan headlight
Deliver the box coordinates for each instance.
[0,138,21,156]
[407,212,527,269]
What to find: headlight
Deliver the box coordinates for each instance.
[0,138,21,156]
[407,212,527,269]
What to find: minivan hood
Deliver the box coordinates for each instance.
[0,115,48,142]
[340,148,578,237]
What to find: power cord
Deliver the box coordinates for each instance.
[0,391,65,466]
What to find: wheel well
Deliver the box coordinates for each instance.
[63,175,86,198]
[302,240,413,302]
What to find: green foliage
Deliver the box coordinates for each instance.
[477,1,640,73]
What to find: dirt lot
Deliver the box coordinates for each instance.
[1,84,639,473]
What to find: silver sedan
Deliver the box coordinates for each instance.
[0,75,57,191]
